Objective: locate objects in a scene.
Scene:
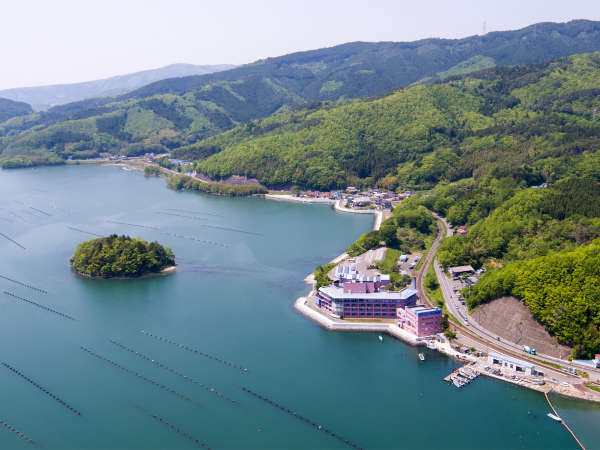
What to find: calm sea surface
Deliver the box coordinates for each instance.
[0,165,598,449]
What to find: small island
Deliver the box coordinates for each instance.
[70,234,175,278]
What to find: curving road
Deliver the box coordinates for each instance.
[418,211,600,382]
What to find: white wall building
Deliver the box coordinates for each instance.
[488,352,536,375]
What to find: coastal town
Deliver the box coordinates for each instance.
[290,199,600,409]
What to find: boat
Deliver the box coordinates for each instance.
[378,335,383,342]
[418,353,425,361]
[547,413,562,422]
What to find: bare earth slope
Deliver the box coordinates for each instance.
[471,296,571,358]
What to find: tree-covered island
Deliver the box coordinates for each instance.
[70,234,175,278]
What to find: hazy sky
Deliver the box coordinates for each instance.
[1,0,599,90]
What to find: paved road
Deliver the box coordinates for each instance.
[421,212,600,382]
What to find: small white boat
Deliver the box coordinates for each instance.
[547,413,562,422]
[378,335,383,342]
[418,353,425,361]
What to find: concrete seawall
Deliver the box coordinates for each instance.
[263,194,335,204]
[294,296,422,346]
[332,200,383,231]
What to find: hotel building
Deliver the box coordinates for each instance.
[397,305,443,337]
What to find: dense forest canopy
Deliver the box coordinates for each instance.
[466,239,600,359]
[2,20,600,167]
[347,199,437,257]
[70,235,175,278]
[0,98,33,123]
[436,177,600,268]
[193,52,600,189]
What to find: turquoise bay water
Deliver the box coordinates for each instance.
[0,165,598,449]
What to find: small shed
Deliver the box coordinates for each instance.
[448,265,475,279]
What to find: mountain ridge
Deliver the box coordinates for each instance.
[2,19,600,165]
[0,63,235,111]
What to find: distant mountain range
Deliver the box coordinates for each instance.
[0,63,235,111]
[2,19,600,164]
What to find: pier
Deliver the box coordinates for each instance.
[1,362,81,416]
[140,330,248,372]
[0,275,47,294]
[109,340,237,404]
[80,346,202,407]
[242,387,362,450]
[0,418,38,446]
[3,291,75,320]
[444,365,480,388]
[132,403,211,449]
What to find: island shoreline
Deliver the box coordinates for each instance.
[72,265,177,280]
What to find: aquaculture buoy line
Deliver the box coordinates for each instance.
[67,226,103,237]
[132,403,211,449]
[80,347,202,408]
[0,232,26,250]
[106,220,229,248]
[109,340,237,404]
[0,275,47,294]
[0,418,38,446]
[29,207,52,217]
[198,223,263,236]
[3,291,75,321]
[1,362,81,416]
[107,220,161,231]
[164,208,223,218]
[242,387,362,450]
[140,330,248,373]
[157,212,209,221]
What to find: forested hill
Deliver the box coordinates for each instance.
[129,20,600,101]
[189,52,600,189]
[2,20,600,165]
[0,98,33,123]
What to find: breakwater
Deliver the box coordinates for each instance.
[109,340,237,404]
[1,362,81,416]
[0,418,37,446]
[242,387,362,450]
[3,291,75,320]
[132,403,211,449]
[0,275,47,294]
[0,231,26,250]
[140,330,248,372]
[80,346,202,407]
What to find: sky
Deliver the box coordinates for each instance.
[1,0,599,90]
